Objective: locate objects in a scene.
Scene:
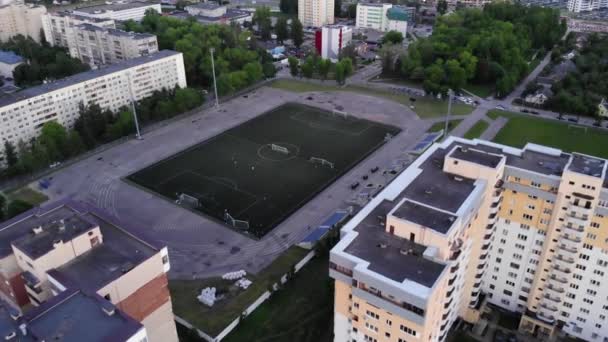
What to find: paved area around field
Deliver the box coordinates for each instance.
[36,86,430,279]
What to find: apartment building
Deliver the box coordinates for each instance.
[330,136,608,342]
[41,11,115,49]
[315,25,352,61]
[567,0,608,12]
[0,3,47,43]
[0,290,148,341]
[71,1,161,21]
[0,50,186,157]
[298,0,334,27]
[355,3,408,37]
[0,199,178,342]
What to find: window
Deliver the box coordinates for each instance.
[587,289,597,296]
[365,322,378,332]
[523,214,533,220]
[503,290,513,296]
[399,324,417,337]
[517,234,528,241]
[510,262,520,270]
[366,310,379,320]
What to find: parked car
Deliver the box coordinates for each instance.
[350,182,360,190]
[370,166,379,173]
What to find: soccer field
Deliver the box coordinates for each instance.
[127,103,400,237]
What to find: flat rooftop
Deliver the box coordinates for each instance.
[24,290,142,342]
[0,50,179,108]
[73,0,158,14]
[0,50,23,65]
[392,200,457,234]
[11,213,97,259]
[344,200,445,286]
[402,146,477,213]
[187,2,222,9]
[568,153,606,178]
[77,23,156,39]
[0,302,19,341]
[449,145,503,168]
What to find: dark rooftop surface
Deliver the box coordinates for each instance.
[0,50,24,65]
[344,200,445,286]
[449,146,503,168]
[402,146,476,213]
[77,23,156,39]
[74,0,158,14]
[25,290,142,342]
[392,200,457,234]
[187,2,222,9]
[0,50,179,108]
[568,153,606,178]
[11,214,96,259]
[0,302,18,341]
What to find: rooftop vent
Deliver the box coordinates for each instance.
[19,324,26,337]
[448,217,455,222]
[454,176,463,182]
[32,226,43,235]
[461,147,468,153]
[4,331,16,340]
[52,239,62,247]
[400,248,413,256]
[8,307,21,321]
[378,242,388,249]
[425,189,433,195]
[101,301,115,316]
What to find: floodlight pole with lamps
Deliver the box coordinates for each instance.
[126,72,142,140]
[444,89,453,140]
[210,47,219,108]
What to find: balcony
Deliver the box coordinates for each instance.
[539,302,558,313]
[566,213,588,227]
[548,274,567,285]
[561,233,581,243]
[551,264,571,275]
[563,224,585,236]
[557,243,577,256]
[569,201,592,216]
[543,294,561,304]
[490,206,500,215]
[554,254,575,264]
[545,284,565,294]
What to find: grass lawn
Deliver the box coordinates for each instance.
[269,80,474,119]
[489,110,608,159]
[170,246,309,337]
[369,74,424,88]
[7,187,49,206]
[464,82,495,98]
[223,253,333,342]
[464,120,490,139]
[427,120,463,133]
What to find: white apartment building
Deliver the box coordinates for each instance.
[355,3,408,37]
[71,1,161,21]
[567,0,608,12]
[330,136,608,342]
[316,25,352,61]
[298,0,334,27]
[0,3,47,43]
[0,50,186,157]
[42,11,116,50]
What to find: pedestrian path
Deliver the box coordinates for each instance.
[480,117,508,140]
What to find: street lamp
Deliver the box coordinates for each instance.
[126,72,142,140]
[443,89,453,140]
[210,47,219,108]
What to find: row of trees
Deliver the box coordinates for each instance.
[0,35,90,87]
[544,33,608,118]
[123,11,275,95]
[0,193,33,222]
[1,87,203,178]
[387,3,565,97]
[253,7,304,47]
[287,55,353,85]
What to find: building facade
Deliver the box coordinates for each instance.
[355,3,408,37]
[330,136,608,342]
[315,25,352,61]
[42,12,158,68]
[71,1,161,21]
[0,50,186,158]
[0,3,47,43]
[0,199,179,342]
[567,0,608,12]
[298,0,334,28]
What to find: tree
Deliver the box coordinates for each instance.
[279,0,297,14]
[347,4,357,19]
[3,141,18,168]
[318,59,332,80]
[445,59,466,90]
[7,199,33,219]
[288,56,299,76]
[335,62,345,85]
[334,0,342,17]
[301,57,315,78]
[341,57,353,77]
[437,0,448,15]
[382,31,403,45]
[253,7,272,40]
[291,18,304,48]
[275,17,289,43]
[263,62,277,78]
[39,121,68,162]
[0,193,6,220]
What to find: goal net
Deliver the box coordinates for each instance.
[224,211,250,230]
[332,109,348,119]
[177,193,200,208]
[309,156,335,169]
[271,143,289,154]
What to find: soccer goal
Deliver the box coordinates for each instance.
[332,109,348,120]
[177,193,200,208]
[568,124,588,134]
[224,211,250,230]
[271,143,290,154]
[309,156,335,169]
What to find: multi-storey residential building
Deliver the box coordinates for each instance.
[355,3,408,37]
[180,2,252,25]
[0,3,47,43]
[0,50,186,158]
[567,0,608,12]
[315,25,352,61]
[0,290,148,341]
[0,199,178,342]
[42,12,158,68]
[330,136,608,342]
[298,0,334,27]
[41,11,115,49]
[71,1,161,21]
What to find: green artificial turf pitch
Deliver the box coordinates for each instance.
[127,103,400,237]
